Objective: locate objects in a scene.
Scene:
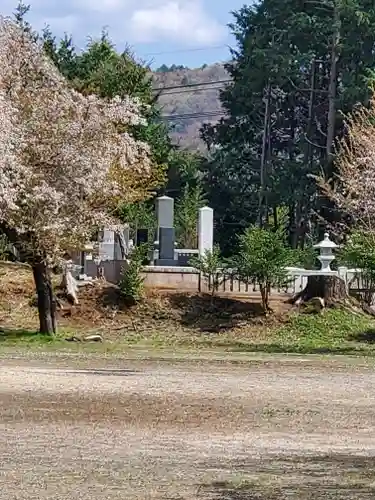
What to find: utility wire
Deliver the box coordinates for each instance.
[143,44,230,56]
[152,79,231,92]
[152,79,229,123]
[158,85,227,97]
[161,111,224,121]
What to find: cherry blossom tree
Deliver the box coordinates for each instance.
[314,96,375,308]
[0,17,151,334]
[319,97,375,232]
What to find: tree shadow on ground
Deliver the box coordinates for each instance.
[0,327,51,342]
[94,285,158,313]
[193,341,362,355]
[167,293,266,333]
[62,285,135,324]
[56,369,139,376]
[348,328,375,344]
[80,286,270,333]
[95,285,131,311]
[199,453,375,499]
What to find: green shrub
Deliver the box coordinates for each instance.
[230,226,295,312]
[341,230,375,304]
[190,245,224,297]
[119,245,147,303]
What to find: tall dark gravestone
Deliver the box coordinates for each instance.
[136,228,149,246]
[136,228,150,264]
[155,196,178,266]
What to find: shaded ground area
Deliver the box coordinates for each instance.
[1,356,375,499]
[201,454,375,499]
[0,262,288,335]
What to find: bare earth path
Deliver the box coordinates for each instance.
[1,354,375,499]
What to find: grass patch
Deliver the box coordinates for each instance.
[2,309,375,357]
[171,309,375,356]
[0,327,64,345]
[272,309,375,354]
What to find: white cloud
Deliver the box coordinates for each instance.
[130,1,225,45]
[1,0,227,48]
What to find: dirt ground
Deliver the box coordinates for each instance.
[0,263,291,339]
[1,355,375,499]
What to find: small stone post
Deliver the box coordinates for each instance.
[122,226,130,256]
[198,206,214,256]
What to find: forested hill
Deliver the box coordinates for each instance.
[152,63,229,151]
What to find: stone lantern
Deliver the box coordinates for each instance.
[313,233,338,272]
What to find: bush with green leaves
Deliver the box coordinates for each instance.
[341,230,375,304]
[190,245,224,297]
[231,226,295,312]
[293,244,318,270]
[119,244,147,303]
[117,202,156,243]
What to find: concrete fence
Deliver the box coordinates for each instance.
[79,260,372,298]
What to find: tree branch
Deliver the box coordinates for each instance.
[315,116,327,137]
[287,77,329,94]
[304,133,327,149]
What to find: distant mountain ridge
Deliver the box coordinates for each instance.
[152,63,230,151]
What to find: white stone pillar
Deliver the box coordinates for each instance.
[156,195,174,228]
[198,206,214,256]
[99,229,115,261]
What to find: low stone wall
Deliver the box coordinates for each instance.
[141,266,200,291]
[76,260,370,297]
[82,261,202,291]
[84,260,125,285]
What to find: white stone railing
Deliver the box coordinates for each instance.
[202,265,370,296]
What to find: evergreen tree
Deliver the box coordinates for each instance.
[202,0,375,254]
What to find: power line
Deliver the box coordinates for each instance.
[143,44,230,56]
[161,110,224,121]
[158,85,227,97]
[152,79,231,92]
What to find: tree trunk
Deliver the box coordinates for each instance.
[319,5,341,226]
[258,81,271,227]
[326,4,340,178]
[291,275,347,307]
[272,205,279,231]
[260,284,270,313]
[32,261,56,335]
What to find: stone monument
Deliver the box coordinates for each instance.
[155,195,178,266]
[98,229,123,261]
[198,206,214,256]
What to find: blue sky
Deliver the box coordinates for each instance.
[2,0,246,68]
